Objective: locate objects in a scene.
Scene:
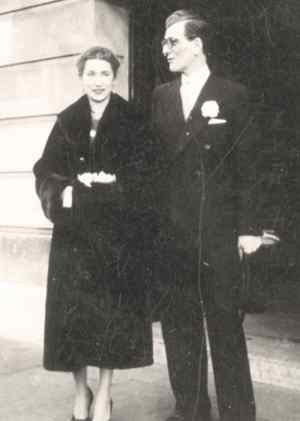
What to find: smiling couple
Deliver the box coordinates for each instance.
[34,8,276,421]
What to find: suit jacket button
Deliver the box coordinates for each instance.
[194,170,201,177]
[204,144,211,150]
[186,131,190,136]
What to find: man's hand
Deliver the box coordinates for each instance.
[238,232,280,259]
[238,235,262,259]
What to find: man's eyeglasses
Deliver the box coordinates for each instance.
[161,37,179,50]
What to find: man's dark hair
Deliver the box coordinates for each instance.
[77,46,120,77]
[166,9,212,57]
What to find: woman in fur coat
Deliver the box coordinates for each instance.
[33,46,155,421]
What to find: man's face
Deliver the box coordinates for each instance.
[162,21,199,73]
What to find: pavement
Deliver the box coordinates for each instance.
[1,281,300,421]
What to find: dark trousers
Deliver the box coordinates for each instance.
[158,250,255,421]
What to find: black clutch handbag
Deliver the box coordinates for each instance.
[239,241,279,315]
[240,252,268,314]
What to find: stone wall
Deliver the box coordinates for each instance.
[0,0,130,282]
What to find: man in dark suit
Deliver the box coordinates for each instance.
[151,9,270,421]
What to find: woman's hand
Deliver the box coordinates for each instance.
[77,171,116,187]
[93,171,116,184]
[77,172,94,188]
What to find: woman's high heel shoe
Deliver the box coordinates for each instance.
[71,387,94,421]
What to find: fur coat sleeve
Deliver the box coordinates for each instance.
[33,120,74,222]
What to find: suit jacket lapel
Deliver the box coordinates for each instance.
[173,78,185,123]
[156,79,186,161]
[187,74,219,142]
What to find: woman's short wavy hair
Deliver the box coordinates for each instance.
[77,46,120,77]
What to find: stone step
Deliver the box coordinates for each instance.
[153,314,300,391]
[1,280,300,391]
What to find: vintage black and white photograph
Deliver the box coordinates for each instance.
[0,1,299,420]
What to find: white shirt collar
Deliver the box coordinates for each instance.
[180,65,211,120]
[181,64,210,89]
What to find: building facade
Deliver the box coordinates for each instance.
[0,0,299,311]
[0,0,131,282]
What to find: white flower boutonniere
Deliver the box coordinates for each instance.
[201,100,219,118]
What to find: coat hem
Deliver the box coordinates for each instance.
[43,358,154,372]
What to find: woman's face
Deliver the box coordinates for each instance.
[81,58,115,103]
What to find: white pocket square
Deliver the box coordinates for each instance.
[208,118,227,125]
